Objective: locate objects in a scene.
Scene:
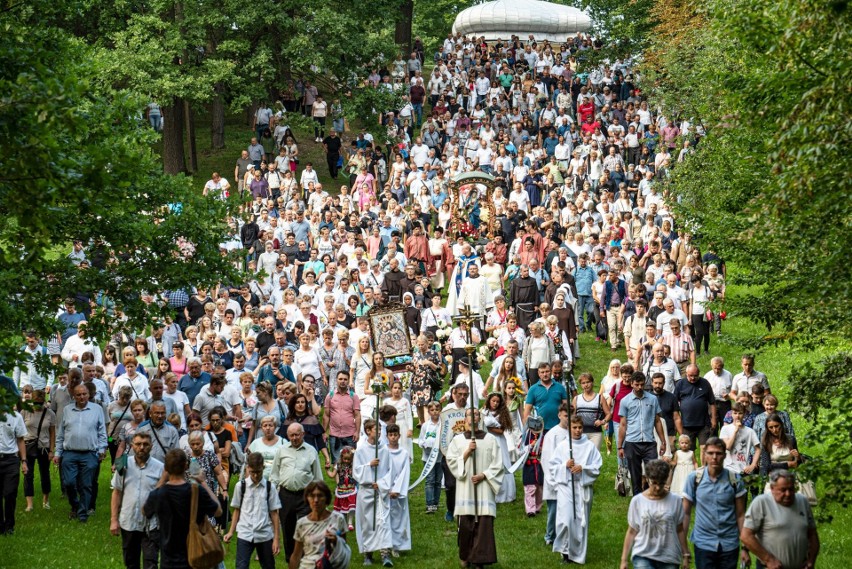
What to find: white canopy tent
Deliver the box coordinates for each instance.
[452,0,592,43]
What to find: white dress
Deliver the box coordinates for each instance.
[383,396,415,462]
[428,237,448,290]
[670,450,696,495]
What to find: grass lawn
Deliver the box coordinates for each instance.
[6,286,852,567]
[7,121,850,567]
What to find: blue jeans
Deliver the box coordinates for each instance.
[60,450,99,519]
[425,449,442,507]
[149,114,162,132]
[332,118,345,133]
[545,498,557,543]
[412,103,423,126]
[328,435,355,464]
[256,124,268,142]
[577,295,595,331]
[694,545,738,569]
[632,556,679,569]
[613,420,627,468]
[235,537,275,569]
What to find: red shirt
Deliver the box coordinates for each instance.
[578,101,595,122]
[581,120,600,135]
[610,381,633,421]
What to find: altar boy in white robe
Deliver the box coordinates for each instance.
[353,419,394,567]
[386,424,411,557]
[446,408,505,567]
[541,403,572,546]
[549,415,603,564]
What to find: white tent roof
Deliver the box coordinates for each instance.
[452,0,591,43]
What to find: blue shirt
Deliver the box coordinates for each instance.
[256,364,295,387]
[683,469,746,552]
[178,372,211,407]
[290,220,311,245]
[56,402,108,456]
[573,266,596,296]
[430,191,447,209]
[618,391,661,443]
[525,381,568,430]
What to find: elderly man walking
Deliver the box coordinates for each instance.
[269,423,323,563]
[54,382,108,523]
[741,470,819,569]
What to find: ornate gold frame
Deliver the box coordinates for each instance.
[366,302,412,358]
[448,171,499,239]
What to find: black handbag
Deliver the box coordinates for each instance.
[26,408,48,459]
[596,318,608,341]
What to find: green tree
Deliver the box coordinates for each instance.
[643,0,852,512]
[0,25,242,389]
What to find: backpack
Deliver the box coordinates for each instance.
[693,466,738,495]
[239,478,273,502]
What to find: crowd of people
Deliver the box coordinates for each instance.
[0,31,821,569]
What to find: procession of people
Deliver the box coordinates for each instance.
[2,30,821,569]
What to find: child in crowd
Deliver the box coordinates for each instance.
[383,380,414,462]
[522,418,545,517]
[417,402,442,513]
[386,424,411,557]
[668,434,697,494]
[484,393,517,503]
[549,415,603,564]
[167,413,186,437]
[223,452,281,569]
[328,446,357,531]
[353,419,394,567]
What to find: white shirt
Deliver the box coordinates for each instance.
[410,144,430,168]
[0,411,26,454]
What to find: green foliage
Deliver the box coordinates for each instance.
[343,86,404,135]
[787,352,852,518]
[412,0,474,52]
[0,24,242,374]
[576,0,657,65]
[645,0,852,512]
[647,0,852,346]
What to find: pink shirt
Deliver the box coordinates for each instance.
[324,391,361,438]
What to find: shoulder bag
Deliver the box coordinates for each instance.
[187,482,225,569]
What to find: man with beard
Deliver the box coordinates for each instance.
[381,258,405,302]
[650,372,681,457]
[110,432,164,568]
[509,265,540,332]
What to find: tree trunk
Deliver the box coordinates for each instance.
[162,99,186,175]
[184,100,198,173]
[210,84,225,150]
[394,0,414,54]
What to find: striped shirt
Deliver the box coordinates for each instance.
[662,331,694,364]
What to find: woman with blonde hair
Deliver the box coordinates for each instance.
[349,336,374,399]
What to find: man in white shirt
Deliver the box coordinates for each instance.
[410,138,430,169]
[475,140,494,174]
[61,323,102,367]
[13,333,54,391]
[299,163,319,192]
